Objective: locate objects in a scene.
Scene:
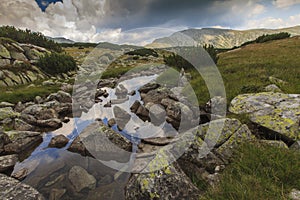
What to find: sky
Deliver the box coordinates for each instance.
[0,0,300,45]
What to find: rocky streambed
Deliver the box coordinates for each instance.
[0,67,299,199]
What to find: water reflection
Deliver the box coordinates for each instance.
[13,75,170,199]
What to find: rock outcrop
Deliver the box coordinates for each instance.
[0,39,49,87]
[229,92,300,142]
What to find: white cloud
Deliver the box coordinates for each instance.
[241,14,300,29]
[273,0,300,8]
[211,0,266,27]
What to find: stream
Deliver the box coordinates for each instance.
[12,74,176,199]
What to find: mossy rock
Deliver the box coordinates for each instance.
[230,92,300,141]
[0,44,11,59]
[0,107,20,120]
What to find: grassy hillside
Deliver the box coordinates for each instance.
[191,36,300,105]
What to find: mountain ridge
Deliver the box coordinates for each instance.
[147,25,300,48]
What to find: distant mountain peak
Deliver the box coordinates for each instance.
[147,25,300,49]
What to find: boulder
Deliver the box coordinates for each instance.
[265,84,282,93]
[138,83,160,93]
[0,107,20,120]
[0,173,45,200]
[108,118,116,127]
[115,84,128,98]
[0,102,14,108]
[113,106,131,130]
[0,44,11,59]
[49,188,66,200]
[10,51,27,61]
[22,104,58,120]
[48,135,69,148]
[130,100,141,113]
[68,137,91,157]
[0,132,11,154]
[230,92,300,142]
[0,154,18,173]
[36,118,62,129]
[14,118,35,131]
[68,166,96,192]
[4,131,42,154]
[75,121,132,161]
[42,80,55,86]
[269,76,287,86]
[125,162,200,200]
[289,189,300,200]
[0,59,10,67]
[24,48,44,60]
[46,91,72,103]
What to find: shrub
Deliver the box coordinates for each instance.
[241,32,291,46]
[126,48,158,57]
[203,44,219,64]
[0,25,62,52]
[37,53,77,75]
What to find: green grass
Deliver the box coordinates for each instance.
[191,36,300,105]
[101,66,135,79]
[201,142,300,200]
[0,81,66,103]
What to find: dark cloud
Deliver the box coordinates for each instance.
[100,0,216,29]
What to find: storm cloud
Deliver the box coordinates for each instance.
[0,0,300,44]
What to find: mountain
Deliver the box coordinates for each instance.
[147,26,300,49]
[47,36,75,44]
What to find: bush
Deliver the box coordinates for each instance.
[241,32,291,46]
[37,53,77,75]
[126,48,158,57]
[163,53,194,71]
[0,26,62,52]
[203,44,219,64]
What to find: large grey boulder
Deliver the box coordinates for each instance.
[230,92,300,141]
[125,162,200,200]
[0,173,45,200]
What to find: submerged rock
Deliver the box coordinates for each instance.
[68,166,96,192]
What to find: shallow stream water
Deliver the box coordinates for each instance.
[12,74,173,199]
